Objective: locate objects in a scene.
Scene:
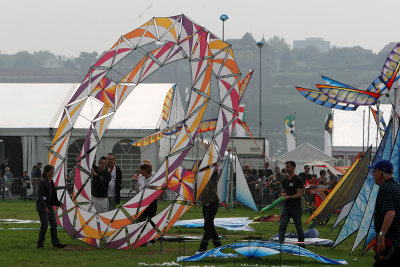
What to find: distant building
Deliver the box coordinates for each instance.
[293,37,330,53]
[226,32,259,60]
[42,55,63,69]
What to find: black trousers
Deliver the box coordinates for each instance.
[199,202,222,251]
[373,246,400,267]
[36,203,60,247]
[138,199,157,244]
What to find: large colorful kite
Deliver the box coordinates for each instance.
[301,42,400,253]
[296,42,400,110]
[49,15,247,249]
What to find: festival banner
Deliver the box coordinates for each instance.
[284,114,296,152]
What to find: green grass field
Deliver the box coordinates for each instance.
[0,200,374,266]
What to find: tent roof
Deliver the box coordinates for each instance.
[276,142,337,164]
[0,83,174,130]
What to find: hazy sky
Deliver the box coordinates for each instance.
[2,0,398,57]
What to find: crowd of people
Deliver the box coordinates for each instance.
[244,161,340,208]
[3,153,399,263]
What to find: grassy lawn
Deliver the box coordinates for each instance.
[0,200,374,266]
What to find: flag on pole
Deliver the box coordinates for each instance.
[284,114,296,152]
[324,112,333,156]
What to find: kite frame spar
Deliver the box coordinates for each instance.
[48,14,246,249]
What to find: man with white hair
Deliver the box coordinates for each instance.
[369,160,400,266]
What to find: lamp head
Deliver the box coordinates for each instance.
[220,14,229,22]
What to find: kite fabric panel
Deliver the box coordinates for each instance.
[332,119,393,249]
[306,147,372,228]
[177,242,347,265]
[217,152,230,207]
[370,106,387,138]
[361,119,400,250]
[316,84,381,106]
[295,87,358,110]
[234,150,258,213]
[50,14,250,249]
[238,70,253,103]
[380,42,400,90]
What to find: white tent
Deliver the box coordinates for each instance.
[0,83,174,177]
[276,142,337,165]
[0,83,174,129]
[333,104,392,147]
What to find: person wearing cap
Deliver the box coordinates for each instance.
[370,159,400,266]
[106,153,122,210]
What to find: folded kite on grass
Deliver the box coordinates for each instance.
[173,217,255,232]
[177,241,347,264]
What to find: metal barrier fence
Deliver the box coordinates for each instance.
[0,177,41,201]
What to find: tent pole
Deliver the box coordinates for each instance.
[367,108,370,149]
[362,110,365,154]
[376,101,380,150]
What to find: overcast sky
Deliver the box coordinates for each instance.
[2,0,398,57]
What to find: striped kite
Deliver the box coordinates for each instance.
[49,15,246,249]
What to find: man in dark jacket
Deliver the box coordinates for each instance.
[198,170,222,252]
[298,165,311,186]
[107,153,122,210]
[0,157,10,177]
[91,157,111,212]
[36,165,65,249]
[369,160,400,266]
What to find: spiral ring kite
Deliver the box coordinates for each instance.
[49,14,243,249]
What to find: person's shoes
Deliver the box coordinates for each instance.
[53,243,66,248]
[37,244,44,249]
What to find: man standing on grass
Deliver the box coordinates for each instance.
[198,170,222,252]
[369,160,400,266]
[278,160,305,247]
[106,153,122,210]
[91,157,111,212]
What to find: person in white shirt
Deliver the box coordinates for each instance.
[106,153,122,210]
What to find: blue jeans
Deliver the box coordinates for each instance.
[278,204,305,243]
[36,203,60,247]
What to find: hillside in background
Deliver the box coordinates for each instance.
[0,35,396,157]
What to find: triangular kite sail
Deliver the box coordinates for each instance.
[332,119,393,249]
[306,147,371,228]
[234,150,258,213]
[217,152,230,208]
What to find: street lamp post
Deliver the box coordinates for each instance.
[257,41,264,137]
[219,14,229,41]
